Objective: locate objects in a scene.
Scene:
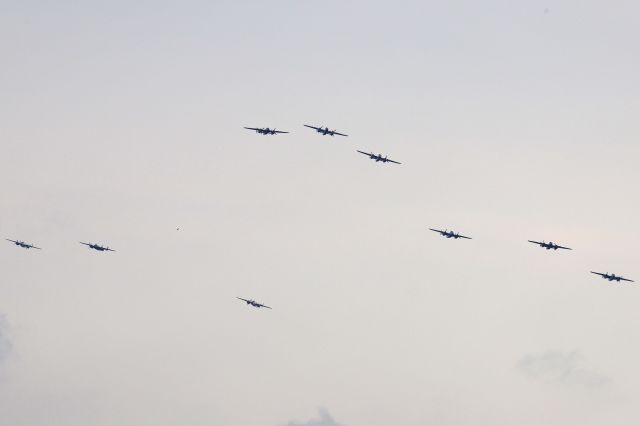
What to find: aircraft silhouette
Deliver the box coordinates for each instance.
[304,124,348,137]
[237,297,271,309]
[590,271,634,282]
[429,228,471,240]
[528,240,572,250]
[80,242,115,252]
[356,150,401,164]
[244,127,288,135]
[6,239,41,249]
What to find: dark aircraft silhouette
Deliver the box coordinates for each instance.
[429,228,471,240]
[304,124,348,137]
[356,150,401,164]
[237,297,271,309]
[590,271,634,283]
[6,239,41,249]
[528,240,572,250]
[80,242,115,252]
[244,127,288,135]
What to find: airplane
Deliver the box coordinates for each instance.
[590,271,634,283]
[429,228,471,240]
[244,127,288,135]
[356,150,401,164]
[303,124,348,137]
[6,239,41,249]
[80,242,115,252]
[237,297,272,309]
[528,240,572,250]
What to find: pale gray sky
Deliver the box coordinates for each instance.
[1,1,639,425]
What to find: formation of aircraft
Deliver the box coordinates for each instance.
[528,240,572,250]
[304,124,348,137]
[80,242,115,252]
[356,150,401,164]
[590,271,634,283]
[237,297,271,309]
[6,239,41,249]
[429,228,471,240]
[4,122,635,324]
[244,127,288,135]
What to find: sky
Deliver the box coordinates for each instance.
[1,0,639,425]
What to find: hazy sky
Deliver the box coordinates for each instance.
[2,1,639,425]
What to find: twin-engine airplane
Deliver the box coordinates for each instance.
[356,150,401,164]
[528,240,572,250]
[80,242,115,252]
[590,271,634,282]
[304,124,348,137]
[429,228,472,240]
[6,239,41,249]
[237,297,271,309]
[244,127,288,135]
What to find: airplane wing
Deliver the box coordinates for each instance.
[244,127,261,131]
[257,303,272,309]
[304,124,320,131]
[528,240,543,246]
[5,239,18,243]
[357,150,372,157]
[386,158,401,164]
[556,245,572,250]
[333,131,348,137]
[106,248,116,252]
[79,242,91,246]
[620,277,635,282]
[31,245,42,250]
[273,130,289,134]
[458,235,472,240]
[237,297,250,303]
[590,271,606,277]
[429,228,444,234]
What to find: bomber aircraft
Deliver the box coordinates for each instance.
[429,228,472,240]
[528,240,572,250]
[6,239,41,249]
[356,150,401,164]
[244,127,288,135]
[590,271,634,283]
[237,297,271,309]
[304,124,348,137]
[80,242,115,252]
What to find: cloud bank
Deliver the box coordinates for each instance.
[0,314,10,364]
[518,351,608,389]
[286,409,343,426]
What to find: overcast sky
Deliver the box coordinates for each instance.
[1,1,639,425]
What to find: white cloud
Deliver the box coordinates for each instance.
[518,351,608,389]
[0,314,10,364]
[285,409,343,426]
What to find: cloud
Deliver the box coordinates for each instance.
[285,408,343,426]
[0,314,10,364]
[518,351,608,389]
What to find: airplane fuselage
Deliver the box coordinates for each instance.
[591,271,633,282]
[82,242,112,251]
[7,240,36,249]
